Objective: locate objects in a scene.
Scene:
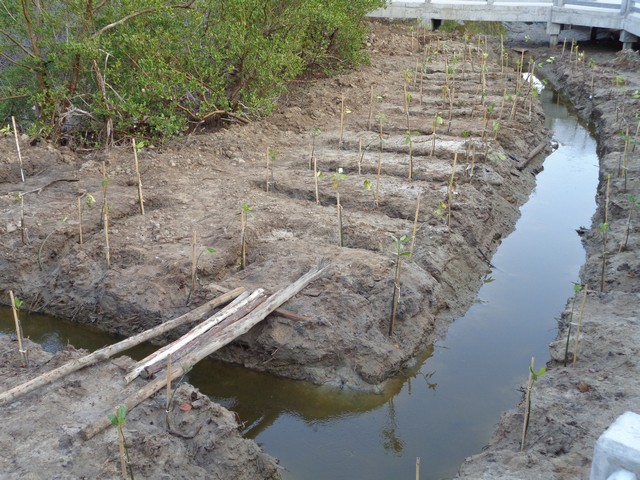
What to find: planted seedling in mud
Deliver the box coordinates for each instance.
[600,175,611,292]
[13,192,27,245]
[132,138,144,215]
[314,158,323,204]
[265,147,276,192]
[618,128,635,190]
[77,193,96,245]
[431,112,443,157]
[409,192,422,259]
[621,194,640,252]
[38,216,69,271]
[240,200,253,269]
[331,169,348,247]
[492,120,500,141]
[11,117,25,182]
[308,128,321,170]
[434,201,448,223]
[572,283,589,367]
[405,131,417,180]
[462,130,472,160]
[9,291,28,367]
[563,282,584,366]
[108,404,134,480]
[481,103,496,142]
[389,234,410,336]
[186,230,217,305]
[521,357,546,451]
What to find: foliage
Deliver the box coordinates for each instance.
[1,0,384,145]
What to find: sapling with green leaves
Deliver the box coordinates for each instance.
[108,404,134,480]
[330,168,348,247]
[389,234,410,336]
[9,291,28,367]
[621,194,640,251]
[563,282,584,366]
[187,230,217,305]
[521,357,546,451]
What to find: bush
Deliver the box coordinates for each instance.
[0,0,385,146]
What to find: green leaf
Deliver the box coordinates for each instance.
[363,179,372,191]
[205,247,217,254]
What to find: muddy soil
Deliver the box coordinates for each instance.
[0,22,549,391]
[458,40,640,478]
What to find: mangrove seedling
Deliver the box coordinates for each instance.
[405,131,414,180]
[521,357,546,451]
[265,147,276,192]
[563,282,584,366]
[9,291,28,367]
[108,404,134,480]
[309,128,321,170]
[331,168,348,247]
[240,200,252,269]
[338,95,351,149]
[572,283,589,367]
[389,234,410,336]
[77,193,96,245]
[621,194,640,251]
[186,230,217,305]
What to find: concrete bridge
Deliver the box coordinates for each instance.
[369,0,640,48]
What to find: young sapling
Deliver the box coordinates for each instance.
[265,147,276,192]
[9,291,28,367]
[600,175,610,292]
[431,112,443,157]
[108,404,134,480]
[521,357,546,451]
[563,282,584,366]
[309,128,321,170]
[621,194,640,252]
[389,234,410,336]
[186,230,217,305]
[405,131,415,180]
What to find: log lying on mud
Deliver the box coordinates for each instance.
[81,259,329,440]
[0,288,245,407]
[517,140,548,171]
[124,289,266,383]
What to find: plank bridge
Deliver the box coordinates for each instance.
[369,0,640,48]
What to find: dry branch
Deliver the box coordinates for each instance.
[0,288,244,407]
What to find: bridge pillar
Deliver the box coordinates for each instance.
[620,31,638,50]
[547,23,562,47]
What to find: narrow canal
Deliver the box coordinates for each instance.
[1,86,599,479]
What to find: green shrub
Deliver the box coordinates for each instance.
[0,0,384,145]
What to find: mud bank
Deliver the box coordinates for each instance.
[458,47,640,479]
[0,22,550,391]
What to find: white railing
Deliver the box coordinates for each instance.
[370,0,640,39]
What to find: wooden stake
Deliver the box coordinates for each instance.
[165,353,172,417]
[11,116,25,182]
[132,138,144,215]
[368,86,374,131]
[9,290,27,367]
[265,147,270,192]
[337,192,343,247]
[416,457,420,480]
[0,288,244,407]
[448,153,458,228]
[82,261,329,440]
[314,157,320,204]
[78,197,83,244]
[190,230,197,300]
[339,93,345,148]
[358,138,363,175]
[521,356,534,451]
[104,212,110,269]
[240,207,247,269]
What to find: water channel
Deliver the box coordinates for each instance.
[0,86,599,479]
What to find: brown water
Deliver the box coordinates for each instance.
[0,88,599,479]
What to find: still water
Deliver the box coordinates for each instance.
[1,88,598,479]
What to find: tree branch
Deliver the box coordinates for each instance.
[0,28,35,58]
[92,0,196,37]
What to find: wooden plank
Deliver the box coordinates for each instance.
[0,288,245,407]
[81,260,329,440]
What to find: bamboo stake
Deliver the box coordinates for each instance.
[339,93,345,148]
[104,212,111,268]
[265,147,270,192]
[132,138,144,215]
[0,288,244,407]
[165,353,172,420]
[521,356,534,451]
[82,261,329,440]
[9,290,28,367]
[11,116,25,182]
[358,138,363,175]
[409,192,421,259]
[368,86,374,131]
[389,260,402,336]
[337,192,343,247]
[314,157,320,204]
[240,206,247,269]
[124,290,258,383]
[448,153,458,228]
[416,457,421,480]
[572,285,589,367]
[189,230,197,302]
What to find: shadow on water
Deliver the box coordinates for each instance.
[0,87,598,479]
